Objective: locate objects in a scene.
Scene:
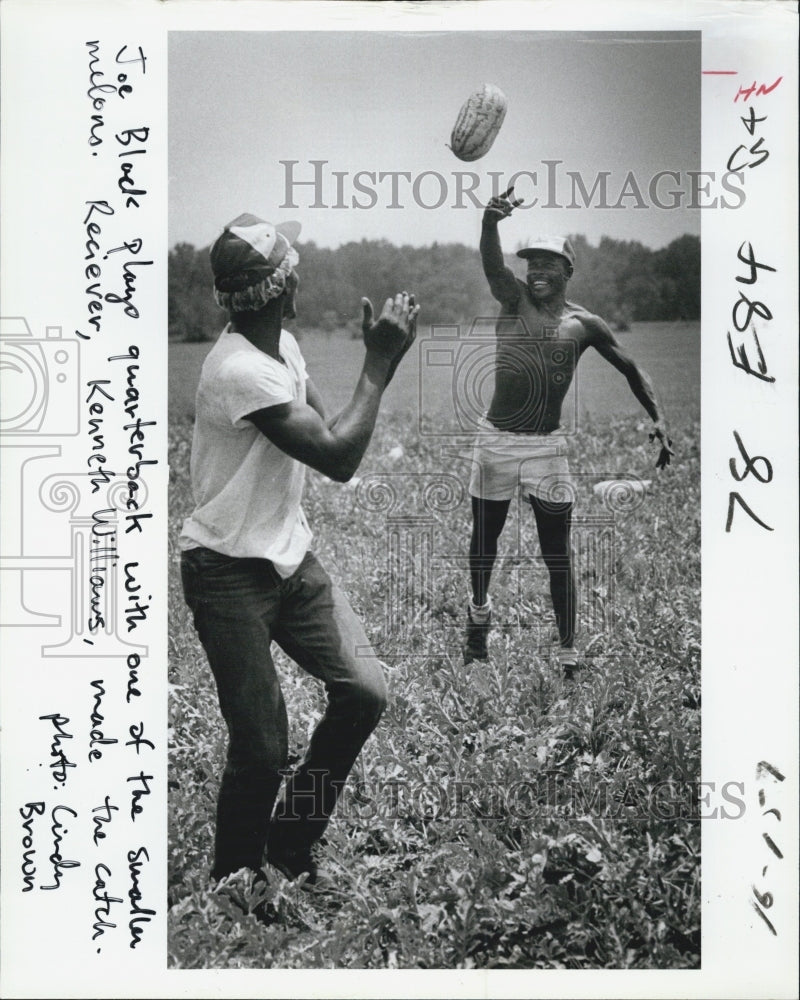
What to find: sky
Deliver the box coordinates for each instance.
[169,30,700,252]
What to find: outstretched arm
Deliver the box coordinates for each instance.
[480,187,523,305]
[246,293,419,481]
[586,315,674,469]
[305,379,327,420]
[307,290,417,433]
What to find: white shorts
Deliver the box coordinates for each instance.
[468,417,575,503]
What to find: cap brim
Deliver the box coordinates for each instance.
[276,220,301,246]
[516,247,574,267]
[517,247,563,259]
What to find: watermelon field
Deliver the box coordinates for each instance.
[167,320,701,968]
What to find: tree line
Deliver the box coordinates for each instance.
[169,232,700,342]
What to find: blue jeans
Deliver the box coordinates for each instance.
[180,546,387,880]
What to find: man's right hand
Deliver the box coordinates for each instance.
[483,186,524,226]
[361,292,419,377]
[247,292,419,481]
[649,421,674,470]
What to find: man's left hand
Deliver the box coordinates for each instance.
[385,296,418,385]
[362,292,419,385]
[649,422,674,469]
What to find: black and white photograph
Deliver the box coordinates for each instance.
[167,30,703,970]
[0,1,797,997]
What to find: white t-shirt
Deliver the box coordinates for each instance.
[179,325,313,577]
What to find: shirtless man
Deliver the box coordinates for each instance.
[464,188,673,671]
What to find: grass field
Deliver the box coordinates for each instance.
[169,320,700,424]
[168,321,700,969]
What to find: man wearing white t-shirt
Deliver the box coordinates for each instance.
[180,213,418,891]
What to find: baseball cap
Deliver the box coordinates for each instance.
[210,213,301,291]
[516,237,576,268]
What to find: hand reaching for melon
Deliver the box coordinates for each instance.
[361,291,419,385]
[483,186,524,225]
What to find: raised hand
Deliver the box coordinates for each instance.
[361,292,420,379]
[385,293,418,385]
[483,185,524,225]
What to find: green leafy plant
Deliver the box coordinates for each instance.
[167,331,700,970]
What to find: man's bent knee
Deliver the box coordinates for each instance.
[336,659,387,727]
[227,724,288,775]
[355,664,388,722]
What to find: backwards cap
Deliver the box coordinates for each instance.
[516,237,576,268]
[210,213,301,291]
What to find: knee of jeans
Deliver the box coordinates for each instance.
[345,664,388,724]
[227,728,288,773]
